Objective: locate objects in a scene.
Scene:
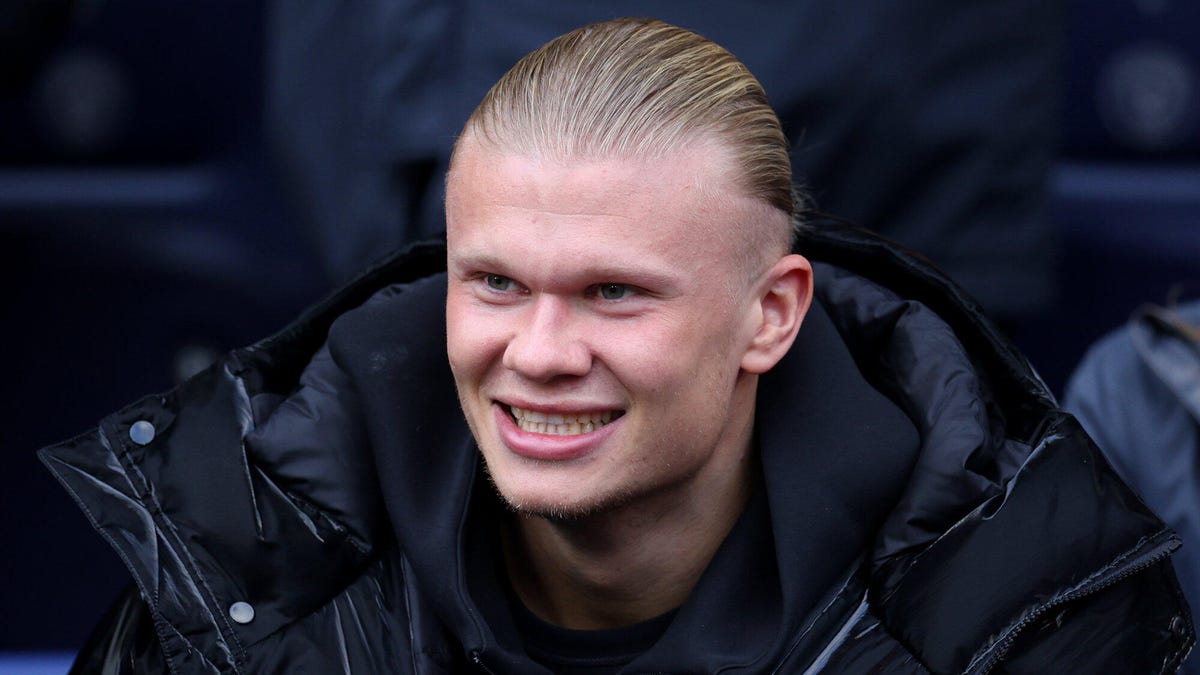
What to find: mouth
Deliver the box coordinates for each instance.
[507,405,624,436]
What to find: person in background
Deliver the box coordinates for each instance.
[1067,297,1200,675]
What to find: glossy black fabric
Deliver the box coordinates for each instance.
[42,224,1193,673]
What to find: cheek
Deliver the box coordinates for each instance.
[445,297,495,380]
[601,320,725,395]
[650,315,747,403]
[648,308,743,366]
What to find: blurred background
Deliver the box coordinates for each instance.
[1,0,1197,665]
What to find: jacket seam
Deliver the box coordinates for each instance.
[102,411,250,672]
[43,428,184,675]
[773,562,864,673]
[282,487,372,556]
[772,559,933,674]
[400,555,423,674]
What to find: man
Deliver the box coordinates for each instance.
[46,18,1190,673]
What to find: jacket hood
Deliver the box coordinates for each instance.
[233,220,1151,672]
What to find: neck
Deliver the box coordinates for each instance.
[502,434,757,630]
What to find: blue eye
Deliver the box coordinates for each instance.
[485,274,514,291]
[597,283,630,300]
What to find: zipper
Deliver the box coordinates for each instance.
[471,651,497,674]
[969,533,1180,674]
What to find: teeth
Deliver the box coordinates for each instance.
[510,406,618,435]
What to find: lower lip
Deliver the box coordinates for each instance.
[494,404,620,461]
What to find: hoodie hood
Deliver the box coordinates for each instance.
[319,265,919,672]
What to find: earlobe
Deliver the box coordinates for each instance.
[741,254,814,374]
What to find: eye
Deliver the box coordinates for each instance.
[485,274,516,291]
[595,283,632,300]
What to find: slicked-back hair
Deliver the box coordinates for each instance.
[456,18,796,235]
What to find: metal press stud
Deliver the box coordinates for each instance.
[229,601,255,624]
[129,421,156,446]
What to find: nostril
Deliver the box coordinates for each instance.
[502,337,592,381]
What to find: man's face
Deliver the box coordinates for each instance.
[445,140,774,518]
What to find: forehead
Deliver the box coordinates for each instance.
[444,140,753,255]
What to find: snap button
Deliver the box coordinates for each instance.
[1171,615,1187,635]
[129,421,156,446]
[229,601,255,624]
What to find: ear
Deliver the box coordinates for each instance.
[741,254,814,374]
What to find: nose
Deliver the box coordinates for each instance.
[502,294,592,381]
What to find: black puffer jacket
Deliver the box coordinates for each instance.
[43,223,1193,673]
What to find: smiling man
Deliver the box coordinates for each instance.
[441,24,815,639]
[45,17,1192,674]
[446,136,810,631]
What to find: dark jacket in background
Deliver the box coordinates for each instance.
[267,1,1061,321]
[44,223,1191,673]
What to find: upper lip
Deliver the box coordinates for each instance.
[496,397,624,415]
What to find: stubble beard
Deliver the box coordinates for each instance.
[480,458,640,524]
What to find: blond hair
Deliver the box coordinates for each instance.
[455,18,796,247]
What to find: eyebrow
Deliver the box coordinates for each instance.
[449,250,681,290]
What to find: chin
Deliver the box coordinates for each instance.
[485,464,632,522]
[508,499,597,523]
